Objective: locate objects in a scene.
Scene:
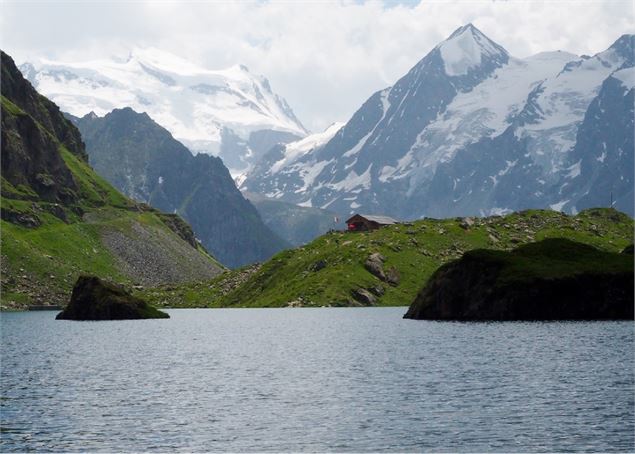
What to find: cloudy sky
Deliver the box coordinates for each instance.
[2,0,633,132]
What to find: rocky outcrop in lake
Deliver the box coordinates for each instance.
[56,276,169,320]
[404,238,634,321]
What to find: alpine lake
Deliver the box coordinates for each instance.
[1,308,633,452]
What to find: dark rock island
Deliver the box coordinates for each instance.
[404,238,634,321]
[56,276,169,320]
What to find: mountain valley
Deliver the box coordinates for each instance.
[4,24,634,309]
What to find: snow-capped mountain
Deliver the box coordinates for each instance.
[242,25,634,217]
[20,47,308,175]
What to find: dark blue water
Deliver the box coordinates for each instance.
[1,308,633,452]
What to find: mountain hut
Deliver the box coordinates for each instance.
[345,214,399,231]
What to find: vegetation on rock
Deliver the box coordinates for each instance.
[403,238,634,320]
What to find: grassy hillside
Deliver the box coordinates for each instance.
[1,202,222,309]
[1,52,223,310]
[138,208,633,308]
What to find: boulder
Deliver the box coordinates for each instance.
[459,217,475,230]
[351,288,377,306]
[404,238,634,321]
[364,252,386,281]
[309,260,327,272]
[56,275,169,320]
[385,267,400,286]
[0,207,41,228]
[369,285,385,296]
[364,253,400,286]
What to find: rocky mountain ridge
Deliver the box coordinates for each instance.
[71,107,290,268]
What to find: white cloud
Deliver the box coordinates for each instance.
[2,0,633,132]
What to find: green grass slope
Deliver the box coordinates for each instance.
[140,208,633,308]
[1,202,221,309]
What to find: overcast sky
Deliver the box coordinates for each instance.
[2,0,633,132]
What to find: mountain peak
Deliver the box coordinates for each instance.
[437,23,509,76]
[447,23,478,39]
[127,47,204,75]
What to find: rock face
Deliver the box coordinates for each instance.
[560,65,635,215]
[56,276,169,320]
[404,238,634,321]
[1,51,85,205]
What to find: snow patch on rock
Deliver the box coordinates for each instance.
[271,122,343,174]
[612,67,635,90]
